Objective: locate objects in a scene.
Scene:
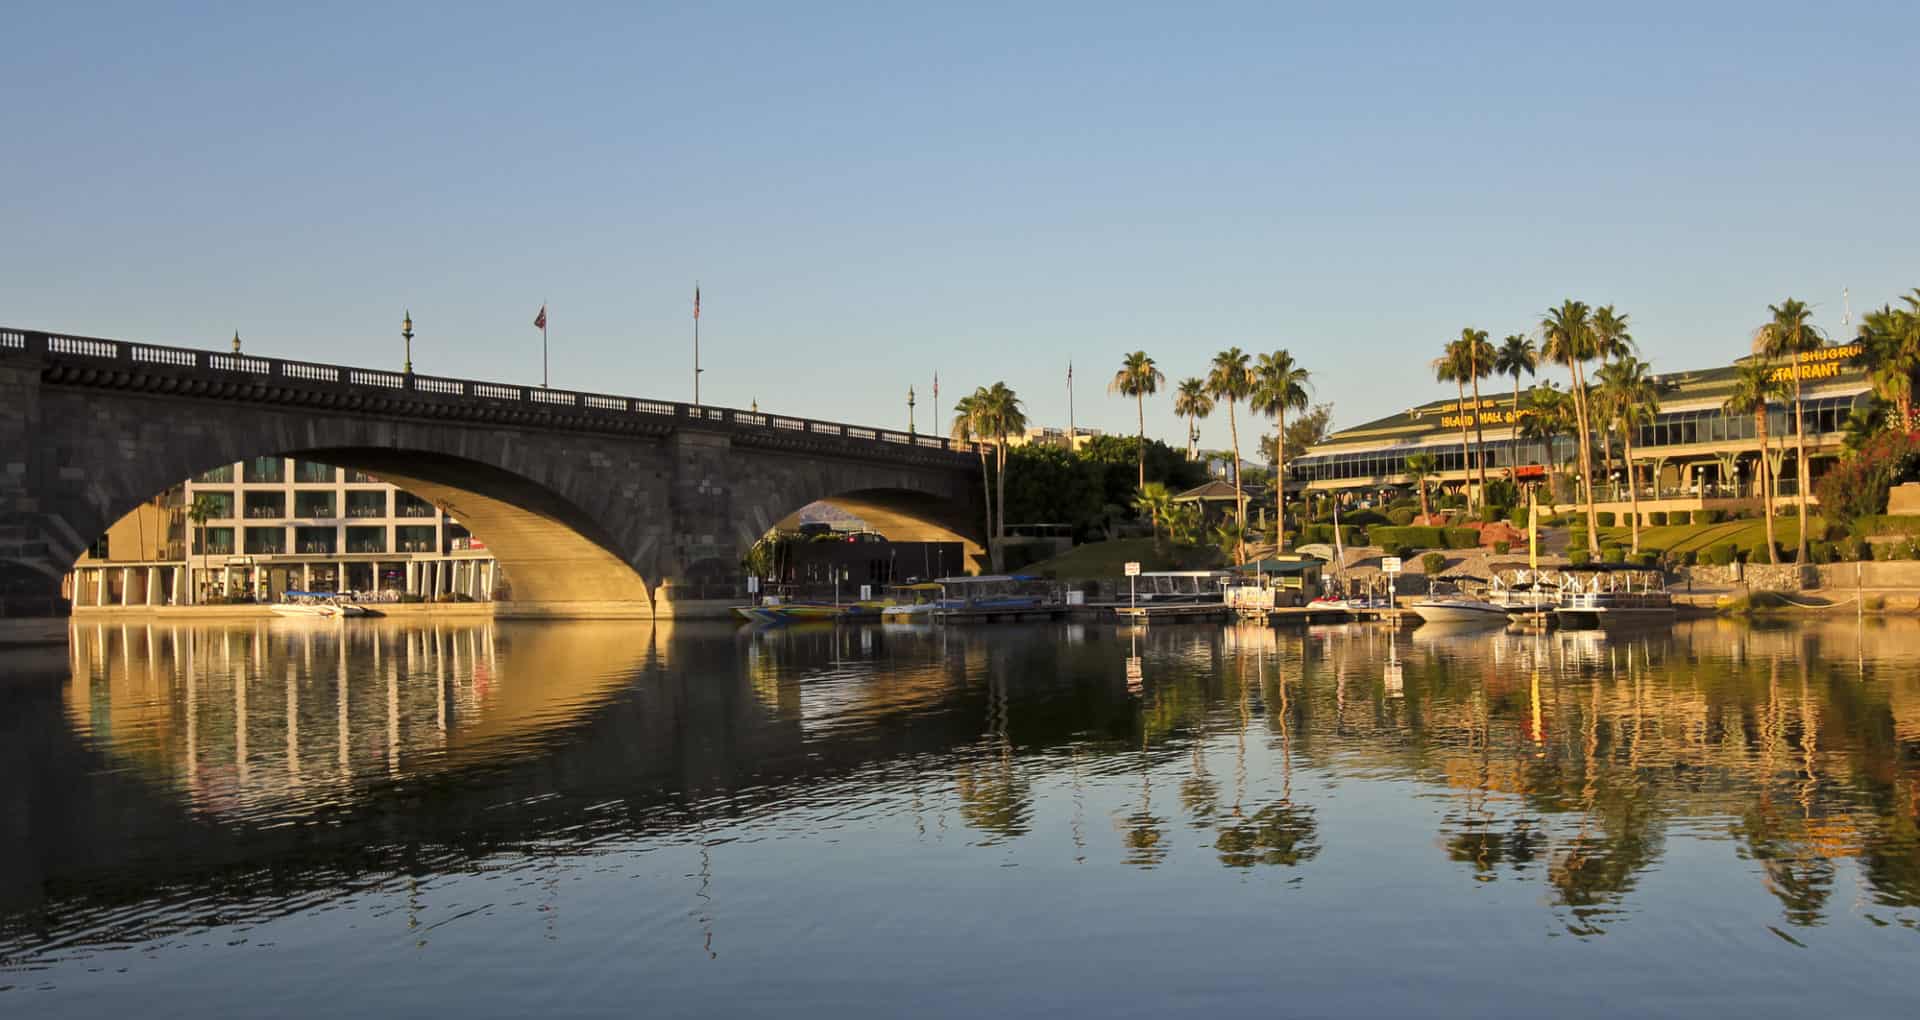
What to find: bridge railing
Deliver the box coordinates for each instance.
[5,328,988,460]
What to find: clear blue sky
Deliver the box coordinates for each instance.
[6,2,1916,449]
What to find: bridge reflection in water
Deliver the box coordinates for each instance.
[5,618,1920,1014]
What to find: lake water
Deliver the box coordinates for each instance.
[4,617,1919,1017]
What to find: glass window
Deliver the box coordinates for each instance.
[395,492,437,518]
[294,491,336,518]
[196,527,235,556]
[243,527,285,555]
[294,460,336,484]
[396,525,438,553]
[195,464,235,484]
[243,492,286,519]
[295,526,337,555]
[346,526,387,554]
[242,457,284,483]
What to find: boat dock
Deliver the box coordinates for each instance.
[1113,602,1233,624]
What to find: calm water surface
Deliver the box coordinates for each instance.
[4,617,1920,1017]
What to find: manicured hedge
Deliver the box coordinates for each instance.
[1508,506,1529,528]
[1371,525,1446,549]
[1601,544,1626,564]
[1700,509,1726,524]
[1387,508,1417,526]
[1669,510,1692,525]
[1569,549,1592,566]
[1848,515,1920,538]
[1631,551,1660,567]
[1493,539,1511,554]
[1704,543,1737,566]
[1596,511,1616,527]
[1442,527,1481,549]
[1421,552,1447,575]
[1837,536,1869,561]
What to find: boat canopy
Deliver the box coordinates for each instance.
[1231,559,1318,575]
[934,574,1044,585]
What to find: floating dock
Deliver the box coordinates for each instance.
[1113,602,1233,625]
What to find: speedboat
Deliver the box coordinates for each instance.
[879,583,944,620]
[271,591,366,618]
[1407,596,1509,624]
[1407,579,1507,624]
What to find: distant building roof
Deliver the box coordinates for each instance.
[1173,480,1242,502]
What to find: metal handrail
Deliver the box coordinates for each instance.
[8,327,987,460]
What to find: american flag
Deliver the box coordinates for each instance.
[533,305,546,330]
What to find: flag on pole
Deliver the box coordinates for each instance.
[693,286,701,320]
[533,305,547,330]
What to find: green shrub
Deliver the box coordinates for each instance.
[1848,514,1920,538]
[1483,479,1519,510]
[1864,594,1887,611]
[1669,510,1692,525]
[1421,551,1447,574]
[1442,527,1481,549]
[1392,545,1414,562]
[1387,507,1417,526]
[1299,523,1330,544]
[1808,540,1833,564]
[1508,506,1529,528]
[1876,540,1904,561]
[1680,549,1697,566]
[1631,551,1660,567]
[1596,511,1616,528]
[1493,539,1511,555]
[1569,549,1592,567]
[1601,544,1626,564]
[1344,510,1388,527]
[1647,511,1668,526]
[1838,536,1869,561]
[1371,525,1447,549]
[1705,543,1737,566]
[1701,509,1725,524]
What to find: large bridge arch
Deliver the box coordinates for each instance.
[0,329,985,620]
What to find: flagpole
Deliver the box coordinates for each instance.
[693,283,702,405]
[542,298,548,389]
[1067,360,1075,451]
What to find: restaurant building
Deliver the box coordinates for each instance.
[1291,344,1873,515]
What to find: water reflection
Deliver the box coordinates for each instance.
[5,616,1920,1006]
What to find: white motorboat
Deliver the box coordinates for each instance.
[1407,597,1509,624]
[270,591,367,618]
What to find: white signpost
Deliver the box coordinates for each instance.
[1124,561,1141,612]
[1380,556,1402,615]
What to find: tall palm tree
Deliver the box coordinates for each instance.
[1433,338,1476,513]
[1250,350,1312,550]
[951,391,996,568]
[1589,306,1636,481]
[1405,452,1437,521]
[1458,328,1496,495]
[184,494,218,605]
[979,382,1027,563]
[1541,300,1602,556]
[1723,361,1790,564]
[1172,377,1213,461]
[1596,357,1660,553]
[1206,348,1254,558]
[1753,298,1825,563]
[1109,352,1166,493]
[1495,334,1538,450]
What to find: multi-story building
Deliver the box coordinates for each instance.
[67,456,499,607]
[1005,425,1104,452]
[1291,343,1873,516]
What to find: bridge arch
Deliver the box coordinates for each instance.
[1,330,985,619]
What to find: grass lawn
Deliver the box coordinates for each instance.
[1587,516,1829,559]
[1021,538,1222,578]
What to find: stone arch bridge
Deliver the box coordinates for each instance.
[0,328,985,617]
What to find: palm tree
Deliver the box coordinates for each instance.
[184,494,218,605]
[951,391,996,567]
[1541,300,1602,556]
[1433,337,1476,513]
[1753,298,1826,563]
[1461,329,1496,495]
[1723,360,1790,564]
[1596,357,1659,553]
[1495,334,1538,449]
[1206,348,1254,559]
[1172,377,1213,461]
[1860,291,1920,429]
[1250,350,1312,550]
[1589,306,1636,481]
[1110,352,1166,493]
[1405,452,1437,521]
[1521,383,1569,470]
[978,382,1027,564]
[1133,481,1175,553]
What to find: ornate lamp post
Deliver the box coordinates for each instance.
[401,310,414,375]
[231,331,242,353]
[908,385,917,435]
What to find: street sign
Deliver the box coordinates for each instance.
[747,576,760,594]
[1124,561,1141,576]
[1381,556,1402,574]
[859,584,872,601]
